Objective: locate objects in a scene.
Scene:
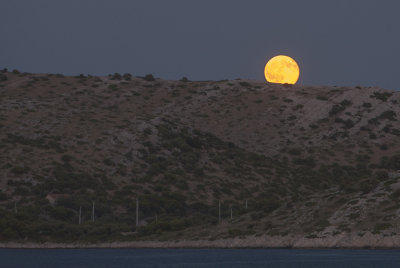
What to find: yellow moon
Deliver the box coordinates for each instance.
[264,55,300,84]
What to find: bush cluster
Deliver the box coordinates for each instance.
[329,100,352,116]
[370,91,393,102]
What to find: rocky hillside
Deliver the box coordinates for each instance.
[1,69,400,243]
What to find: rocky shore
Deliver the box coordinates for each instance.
[2,233,400,249]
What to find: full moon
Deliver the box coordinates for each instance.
[264,55,300,84]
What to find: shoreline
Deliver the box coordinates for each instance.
[2,232,400,249]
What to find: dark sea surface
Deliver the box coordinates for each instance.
[1,248,400,268]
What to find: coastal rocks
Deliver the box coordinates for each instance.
[2,232,400,249]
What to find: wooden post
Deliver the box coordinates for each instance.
[136,198,139,226]
[218,200,221,223]
[14,201,17,214]
[230,205,233,220]
[155,213,158,224]
[245,200,248,210]
[92,201,95,222]
[79,206,82,225]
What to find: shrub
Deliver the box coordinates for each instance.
[379,111,397,121]
[340,99,352,106]
[288,148,302,155]
[293,157,315,167]
[228,229,254,237]
[369,132,377,139]
[316,95,328,101]
[103,158,114,166]
[356,154,370,163]
[314,219,330,231]
[57,197,80,210]
[370,91,392,102]
[374,170,388,179]
[369,110,397,124]
[10,166,30,175]
[0,191,7,201]
[294,104,303,110]
[334,118,354,129]
[123,73,132,80]
[382,124,392,133]
[108,84,119,91]
[362,102,372,108]
[372,223,392,234]
[14,186,30,195]
[52,164,96,190]
[330,100,352,115]
[391,128,400,136]
[61,154,74,163]
[329,104,345,116]
[141,74,155,81]
[381,155,400,170]
[143,127,152,136]
[12,69,20,74]
[110,73,122,80]
[238,81,250,87]
[390,189,400,200]
[50,206,76,222]
[254,198,280,213]
[180,77,190,82]
[348,212,360,220]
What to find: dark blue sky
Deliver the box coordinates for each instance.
[1,0,400,90]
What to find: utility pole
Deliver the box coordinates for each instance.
[136,198,139,226]
[92,201,95,222]
[79,206,82,225]
[218,200,221,223]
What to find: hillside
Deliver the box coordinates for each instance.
[1,69,400,244]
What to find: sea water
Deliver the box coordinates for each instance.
[1,248,400,267]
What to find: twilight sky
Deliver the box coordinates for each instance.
[1,0,400,90]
